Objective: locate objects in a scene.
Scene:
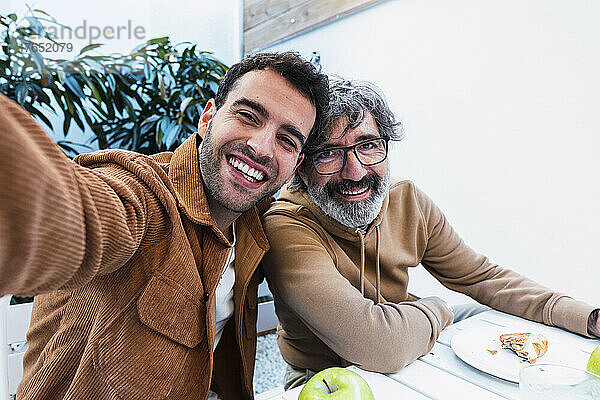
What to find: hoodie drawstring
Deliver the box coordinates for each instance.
[357,229,366,297]
[356,225,382,304]
[375,225,381,303]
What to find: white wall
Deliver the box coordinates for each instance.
[2,0,242,147]
[264,0,600,306]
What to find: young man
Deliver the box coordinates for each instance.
[261,78,600,389]
[0,52,329,400]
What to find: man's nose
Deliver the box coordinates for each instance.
[246,127,275,158]
[340,151,367,181]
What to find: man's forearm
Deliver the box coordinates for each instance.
[588,309,600,337]
[0,94,153,296]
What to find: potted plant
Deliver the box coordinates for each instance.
[1,9,228,156]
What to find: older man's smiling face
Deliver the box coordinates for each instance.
[300,111,390,228]
[199,69,316,215]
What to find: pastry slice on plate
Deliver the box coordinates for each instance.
[499,332,548,363]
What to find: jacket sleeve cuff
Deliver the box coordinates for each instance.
[548,296,597,337]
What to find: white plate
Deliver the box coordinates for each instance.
[450,326,589,383]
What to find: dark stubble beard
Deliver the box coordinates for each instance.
[305,166,390,228]
[199,122,277,213]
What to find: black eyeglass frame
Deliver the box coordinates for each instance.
[308,137,390,176]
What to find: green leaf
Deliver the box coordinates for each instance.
[140,120,155,136]
[72,111,85,131]
[64,76,85,98]
[8,14,17,22]
[122,96,137,121]
[79,43,103,56]
[28,47,46,72]
[148,37,169,45]
[158,117,170,135]
[24,17,45,36]
[163,122,182,149]
[57,141,78,157]
[57,69,66,84]
[155,119,164,148]
[106,74,116,90]
[33,9,52,17]
[159,75,166,98]
[86,79,103,104]
[15,83,29,104]
[141,115,160,126]
[79,105,95,128]
[63,114,72,135]
[7,36,19,53]
[30,107,52,129]
[56,140,94,157]
[179,96,194,114]
[30,85,52,107]
[143,61,150,80]
[81,58,105,73]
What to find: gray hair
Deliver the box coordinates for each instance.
[288,77,404,192]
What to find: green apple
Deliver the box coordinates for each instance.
[588,345,600,376]
[297,367,375,400]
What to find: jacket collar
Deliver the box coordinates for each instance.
[169,129,214,226]
[168,129,270,250]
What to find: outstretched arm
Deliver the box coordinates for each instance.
[414,184,597,338]
[0,95,168,296]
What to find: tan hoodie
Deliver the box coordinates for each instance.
[262,178,596,373]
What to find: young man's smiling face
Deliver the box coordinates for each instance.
[199,69,316,215]
[300,111,390,228]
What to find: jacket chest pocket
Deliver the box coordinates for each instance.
[93,276,206,399]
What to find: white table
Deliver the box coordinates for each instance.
[263,310,599,400]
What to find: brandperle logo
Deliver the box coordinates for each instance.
[44,20,146,44]
[22,19,147,53]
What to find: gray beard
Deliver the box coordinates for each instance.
[305,169,390,228]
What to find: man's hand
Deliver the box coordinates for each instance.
[588,309,600,337]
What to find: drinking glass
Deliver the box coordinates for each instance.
[519,364,600,399]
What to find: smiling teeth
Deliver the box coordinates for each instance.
[340,188,368,195]
[228,157,265,182]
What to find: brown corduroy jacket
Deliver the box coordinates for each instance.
[0,94,267,399]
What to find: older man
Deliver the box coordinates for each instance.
[262,78,600,389]
[0,52,328,400]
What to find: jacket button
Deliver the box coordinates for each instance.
[204,292,209,302]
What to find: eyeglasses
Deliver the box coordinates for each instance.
[309,138,389,175]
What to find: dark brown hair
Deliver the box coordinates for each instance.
[214,52,330,152]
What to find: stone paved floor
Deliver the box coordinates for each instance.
[253,333,287,394]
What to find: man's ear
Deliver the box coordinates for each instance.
[198,99,216,138]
